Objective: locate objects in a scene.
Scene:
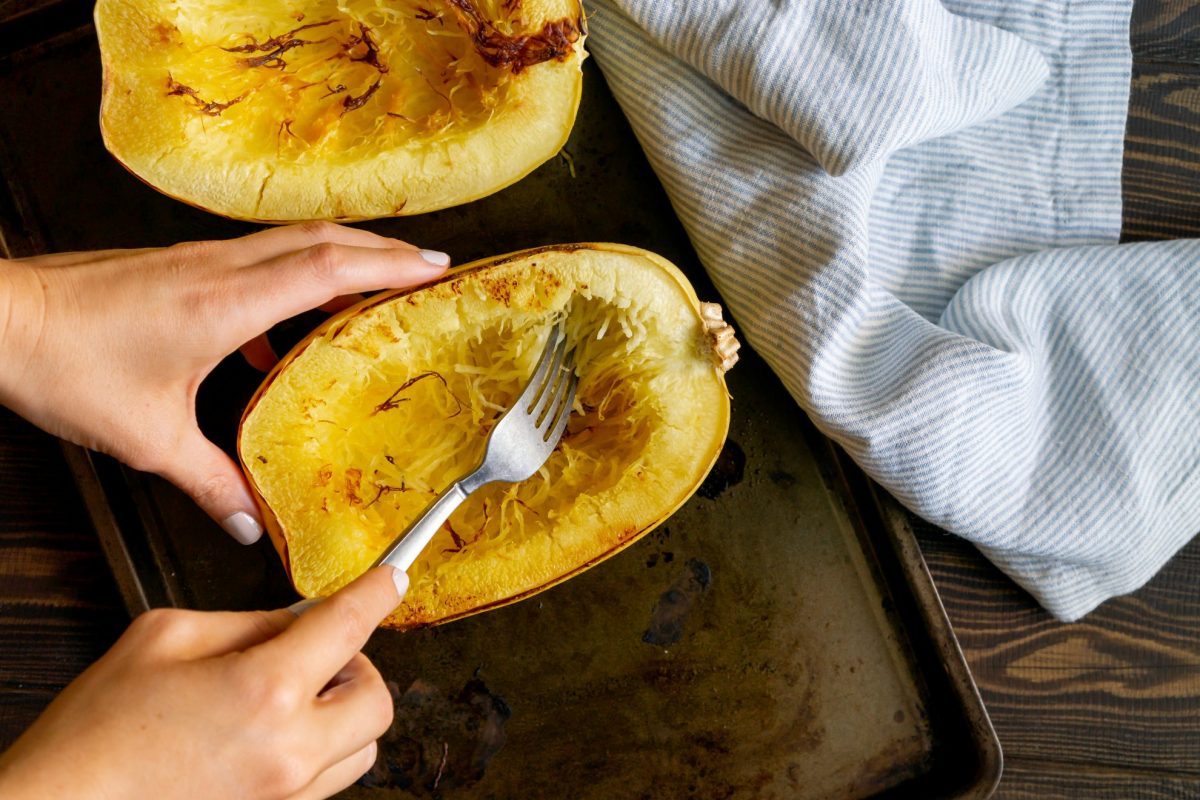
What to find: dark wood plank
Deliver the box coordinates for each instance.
[1132,0,1200,59]
[995,762,1200,800]
[918,523,1200,776]
[1123,63,1200,240]
[0,408,125,746]
[1125,0,1200,240]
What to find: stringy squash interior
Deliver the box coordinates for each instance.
[157,0,566,160]
[95,0,585,220]
[286,298,661,590]
[239,245,732,628]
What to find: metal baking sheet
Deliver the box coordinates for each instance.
[0,16,1000,799]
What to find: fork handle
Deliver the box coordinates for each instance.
[371,469,486,573]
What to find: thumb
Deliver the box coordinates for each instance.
[255,566,409,690]
[160,430,264,545]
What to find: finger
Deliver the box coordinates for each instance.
[19,225,403,272]
[318,293,366,314]
[226,221,420,265]
[308,654,393,767]
[228,244,449,340]
[319,649,373,694]
[126,608,297,661]
[287,742,380,800]
[238,294,362,373]
[255,567,408,690]
[318,651,379,695]
[194,609,297,655]
[158,430,264,545]
[240,333,279,372]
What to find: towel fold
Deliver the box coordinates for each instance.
[587,0,1200,620]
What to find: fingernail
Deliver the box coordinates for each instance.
[385,566,410,600]
[222,511,263,545]
[418,249,451,268]
[287,597,321,616]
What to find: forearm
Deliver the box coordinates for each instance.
[0,259,45,411]
[0,260,18,404]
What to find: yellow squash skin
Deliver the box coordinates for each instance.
[238,244,734,629]
[95,0,585,221]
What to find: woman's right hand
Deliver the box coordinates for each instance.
[0,566,408,800]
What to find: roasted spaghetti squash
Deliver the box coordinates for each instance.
[238,244,739,628]
[95,0,585,221]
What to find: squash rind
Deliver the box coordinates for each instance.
[238,243,732,628]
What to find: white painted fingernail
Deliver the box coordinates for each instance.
[287,598,321,616]
[222,511,263,545]
[388,566,410,600]
[418,249,451,268]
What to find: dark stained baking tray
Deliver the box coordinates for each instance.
[0,14,1001,799]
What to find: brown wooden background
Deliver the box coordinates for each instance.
[2,0,1200,797]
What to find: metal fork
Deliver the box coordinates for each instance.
[372,320,578,573]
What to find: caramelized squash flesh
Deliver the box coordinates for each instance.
[95,0,585,220]
[238,244,736,628]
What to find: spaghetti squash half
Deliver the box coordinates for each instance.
[95,0,585,221]
[238,244,739,628]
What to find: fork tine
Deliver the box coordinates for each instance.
[518,321,565,412]
[538,346,576,432]
[372,318,579,572]
[543,355,579,443]
[527,328,568,416]
[533,333,571,424]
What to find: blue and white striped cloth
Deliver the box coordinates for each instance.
[587,0,1200,620]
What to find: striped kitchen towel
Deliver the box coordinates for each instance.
[586,0,1200,621]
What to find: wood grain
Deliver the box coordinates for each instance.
[994,763,1200,800]
[1125,0,1200,241]
[0,408,125,744]
[917,524,1200,781]
[1123,64,1200,240]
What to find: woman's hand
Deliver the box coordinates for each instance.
[0,566,408,800]
[0,223,449,544]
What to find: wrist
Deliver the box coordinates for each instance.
[0,260,46,408]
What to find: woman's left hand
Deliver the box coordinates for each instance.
[0,222,449,543]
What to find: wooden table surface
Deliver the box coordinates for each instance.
[2,1,1200,797]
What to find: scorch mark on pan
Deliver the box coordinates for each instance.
[360,676,511,794]
[642,558,712,647]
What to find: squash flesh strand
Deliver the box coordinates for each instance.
[157,0,538,161]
